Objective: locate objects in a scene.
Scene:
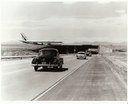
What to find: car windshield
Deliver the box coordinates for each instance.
[39,50,57,56]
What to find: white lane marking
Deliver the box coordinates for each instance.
[31,57,92,101]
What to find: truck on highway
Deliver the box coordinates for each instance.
[32,48,64,71]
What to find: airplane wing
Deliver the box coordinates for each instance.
[20,33,63,45]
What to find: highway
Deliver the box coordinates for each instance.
[1,55,126,101]
[1,55,89,100]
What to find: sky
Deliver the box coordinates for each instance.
[0,0,127,43]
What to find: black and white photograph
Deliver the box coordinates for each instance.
[0,0,127,102]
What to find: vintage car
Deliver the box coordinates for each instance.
[32,48,63,71]
[76,51,86,59]
[86,50,92,57]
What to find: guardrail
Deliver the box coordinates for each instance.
[1,55,37,60]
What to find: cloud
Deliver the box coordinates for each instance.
[1,1,127,42]
[2,1,127,21]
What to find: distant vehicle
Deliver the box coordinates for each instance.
[32,48,64,71]
[88,48,99,54]
[76,51,86,59]
[86,50,92,57]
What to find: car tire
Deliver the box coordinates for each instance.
[59,65,62,68]
[43,66,47,69]
[32,58,38,64]
[34,66,38,71]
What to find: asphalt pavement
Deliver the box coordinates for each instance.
[1,55,126,101]
[37,55,126,101]
[1,55,89,100]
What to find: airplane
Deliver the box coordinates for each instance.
[20,33,63,45]
[20,33,99,54]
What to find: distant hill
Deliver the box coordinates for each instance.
[2,41,23,45]
[1,41,43,49]
[72,41,127,46]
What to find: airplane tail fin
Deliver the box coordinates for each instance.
[21,33,28,41]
